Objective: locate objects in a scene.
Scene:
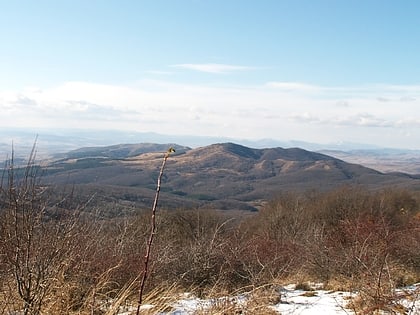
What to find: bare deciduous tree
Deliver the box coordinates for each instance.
[0,146,82,314]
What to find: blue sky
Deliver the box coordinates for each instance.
[1,0,420,149]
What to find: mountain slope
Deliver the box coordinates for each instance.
[54,143,190,159]
[42,142,420,211]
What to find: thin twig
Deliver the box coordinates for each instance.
[136,148,175,315]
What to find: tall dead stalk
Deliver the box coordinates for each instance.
[136,147,175,315]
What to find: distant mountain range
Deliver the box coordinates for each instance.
[0,127,412,153]
[2,128,420,174]
[37,142,420,212]
[319,149,420,174]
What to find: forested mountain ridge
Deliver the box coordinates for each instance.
[39,142,420,211]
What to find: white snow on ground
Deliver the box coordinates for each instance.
[271,284,353,314]
[158,293,248,315]
[160,287,352,315]
[116,283,420,315]
[395,284,420,315]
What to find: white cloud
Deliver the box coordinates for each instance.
[395,118,420,128]
[335,100,350,107]
[266,82,321,93]
[400,96,416,102]
[170,63,256,74]
[289,112,320,123]
[1,80,420,149]
[332,113,394,128]
[377,97,390,102]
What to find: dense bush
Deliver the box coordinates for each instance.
[0,153,419,313]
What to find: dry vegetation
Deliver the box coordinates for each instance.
[0,152,419,314]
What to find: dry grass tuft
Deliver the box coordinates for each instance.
[192,284,281,315]
[142,284,183,312]
[294,282,315,291]
[300,291,318,297]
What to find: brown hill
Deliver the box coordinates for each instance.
[43,142,420,211]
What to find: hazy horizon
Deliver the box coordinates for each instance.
[0,127,417,152]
